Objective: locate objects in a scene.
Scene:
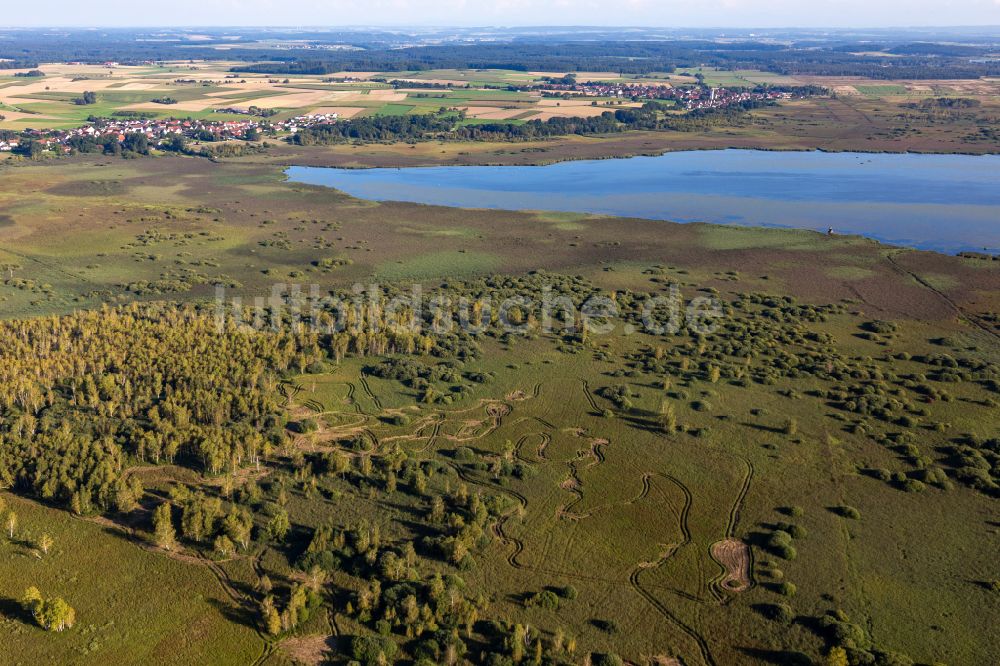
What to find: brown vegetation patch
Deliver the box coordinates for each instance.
[649,656,682,666]
[710,538,751,593]
[280,634,338,665]
[486,402,511,419]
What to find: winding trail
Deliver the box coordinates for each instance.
[580,379,601,413]
[444,459,529,568]
[627,473,716,666]
[515,433,550,464]
[536,433,551,459]
[358,376,383,410]
[724,457,754,539]
[345,382,364,414]
[630,473,654,504]
[709,456,755,603]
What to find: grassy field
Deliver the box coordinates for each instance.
[1,155,999,319]
[0,493,264,665]
[262,320,1000,665]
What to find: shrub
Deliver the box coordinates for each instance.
[556,585,578,600]
[593,618,619,634]
[351,635,399,664]
[306,360,328,374]
[834,505,861,519]
[864,320,898,335]
[454,447,477,462]
[527,590,560,610]
[866,467,892,481]
[289,418,319,434]
[767,530,797,560]
[776,522,808,539]
[759,602,794,623]
[776,581,797,597]
[818,613,871,651]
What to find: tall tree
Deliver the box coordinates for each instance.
[152,503,176,550]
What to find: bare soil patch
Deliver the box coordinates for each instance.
[280,634,337,665]
[710,538,751,593]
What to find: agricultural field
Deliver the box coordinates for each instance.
[0,152,999,665]
[0,61,647,132]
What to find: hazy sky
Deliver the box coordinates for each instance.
[3,0,1000,28]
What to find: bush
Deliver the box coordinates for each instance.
[864,320,898,335]
[759,602,794,623]
[875,651,914,666]
[527,590,560,610]
[454,447,477,462]
[776,522,808,539]
[767,529,793,549]
[289,418,319,434]
[556,585,578,600]
[351,635,399,664]
[867,467,892,481]
[776,581,797,597]
[834,505,861,519]
[592,618,619,634]
[306,360,328,374]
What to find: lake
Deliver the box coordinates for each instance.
[286,150,1000,254]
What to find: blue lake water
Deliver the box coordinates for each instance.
[286,150,1000,254]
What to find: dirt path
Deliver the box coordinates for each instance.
[0,246,93,285]
[66,506,274,656]
[358,375,382,410]
[345,382,363,414]
[885,251,1000,344]
[579,378,601,413]
[629,551,716,666]
[724,457,754,539]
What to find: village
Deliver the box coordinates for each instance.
[0,112,339,153]
[535,81,810,110]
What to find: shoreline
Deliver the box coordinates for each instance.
[273,142,1000,171]
[283,149,1000,257]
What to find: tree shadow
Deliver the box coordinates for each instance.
[739,422,785,434]
[0,596,32,625]
[736,647,814,665]
[206,596,260,630]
